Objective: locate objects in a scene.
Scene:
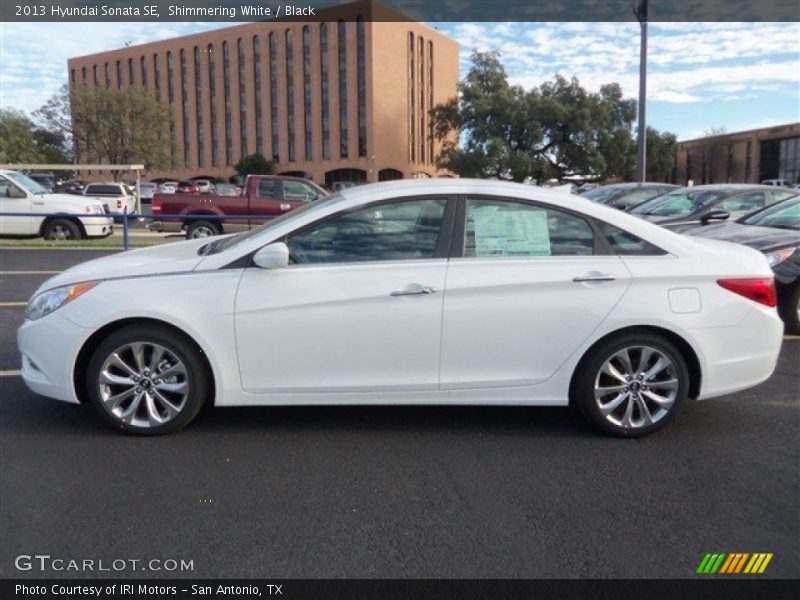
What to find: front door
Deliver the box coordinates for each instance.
[0,176,33,235]
[440,196,631,389]
[234,195,453,393]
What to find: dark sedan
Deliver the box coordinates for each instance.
[581,182,677,210]
[681,195,800,333]
[630,184,796,228]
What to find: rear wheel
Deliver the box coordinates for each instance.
[185,219,221,239]
[572,332,689,437]
[43,218,82,241]
[85,325,210,435]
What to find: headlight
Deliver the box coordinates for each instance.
[25,281,99,320]
[765,247,797,267]
[85,204,104,215]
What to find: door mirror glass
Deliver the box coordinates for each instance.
[253,242,290,269]
[701,209,730,224]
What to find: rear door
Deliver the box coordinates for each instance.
[440,196,631,390]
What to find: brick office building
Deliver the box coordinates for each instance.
[67,0,459,185]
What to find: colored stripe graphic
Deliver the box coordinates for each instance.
[700,553,773,574]
[697,553,727,573]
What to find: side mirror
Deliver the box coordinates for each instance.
[253,242,289,269]
[700,209,730,224]
[612,202,628,211]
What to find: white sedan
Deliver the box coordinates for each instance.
[18,179,783,436]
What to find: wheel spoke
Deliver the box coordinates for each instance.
[149,345,165,371]
[119,391,144,423]
[599,392,628,416]
[109,352,138,378]
[103,387,136,411]
[621,394,636,428]
[614,349,634,375]
[99,370,135,387]
[595,384,627,400]
[152,389,182,418]
[637,348,654,374]
[154,380,188,394]
[155,362,186,380]
[643,389,674,409]
[601,361,628,383]
[144,392,166,426]
[643,357,669,381]
[130,343,147,373]
[635,394,654,426]
[650,378,679,391]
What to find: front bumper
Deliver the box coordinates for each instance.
[79,216,114,238]
[17,313,93,404]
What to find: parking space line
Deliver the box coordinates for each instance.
[0,302,26,307]
[0,370,21,377]
[0,271,61,275]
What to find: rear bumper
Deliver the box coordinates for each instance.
[692,305,784,400]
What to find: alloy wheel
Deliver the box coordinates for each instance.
[593,345,680,430]
[97,342,190,428]
[52,225,71,240]
[191,226,215,238]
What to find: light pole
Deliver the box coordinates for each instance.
[634,0,648,183]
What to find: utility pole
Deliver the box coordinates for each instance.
[634,0,648,183]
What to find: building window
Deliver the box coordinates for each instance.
[141,56,148,87]
[286,29,296,162]
[70,68,76,84]
[81,66,86,82]
[338,20,348,159]
[167,52,177,167]
[429,41,434,165]
[419,36,425,164]
[238,38,248,160]
[115,61,121,89]
[302,26,313,161]
[253,35,264,156]
[408,32,415,163]
[726,144,734,183]
[686,150,693,183]
[320,23,330,160]
[153,54,161,100]
[223,41,233,165]
[194,47,205,168]
[208,44,219,167]
[745,141,752,182]
[379,168,403,181]
[356,16,367,158]
[104,63,110,87]
[93,64,98,86]
[269,33,279,161]
[180,49,190,168]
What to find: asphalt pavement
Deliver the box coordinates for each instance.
[0,249,798,579]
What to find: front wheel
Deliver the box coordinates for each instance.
[571,332,689,437]
[43,218,82,241]
[85,325,210,435]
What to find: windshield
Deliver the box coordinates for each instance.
[742,197,800,230]
[631,189,723,217]
[204,192,345,255]
[6,171,47,194]
[582,187,624,204]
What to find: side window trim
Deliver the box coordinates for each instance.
[450,194,615,259]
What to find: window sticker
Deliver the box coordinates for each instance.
[471,205,551,256]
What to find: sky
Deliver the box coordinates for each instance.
[0,20,798,141]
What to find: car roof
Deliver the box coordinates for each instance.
[595,182,677,189]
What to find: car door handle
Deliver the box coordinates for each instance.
[391,284,437,297]
[572,273,617,283]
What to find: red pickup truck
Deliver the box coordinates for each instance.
[150,175,328,239]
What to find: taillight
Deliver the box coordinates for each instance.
[717,278,777,308]
[152,199,162,215]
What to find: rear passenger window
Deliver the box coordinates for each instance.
[464,198,594,257]
[598,222,666,256]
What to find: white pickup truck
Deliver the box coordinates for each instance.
[83,181,137,215]
[0,169,114,240]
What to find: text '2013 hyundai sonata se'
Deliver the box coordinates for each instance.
[18,179,784,436]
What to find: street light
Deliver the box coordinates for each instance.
[634,0,648,183]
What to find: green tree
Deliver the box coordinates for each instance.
[32,84,72,152]
[645,127,677,182]
[431,52,639,183]
[235,153,275,176]
[69,84,170,179]
[0,109,44,163]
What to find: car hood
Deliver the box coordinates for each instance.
[41,192,104,207]
[680,221,800,252]
[35,238,213,294]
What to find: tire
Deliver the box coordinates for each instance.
[185,219,221,239]
[85,324,211,435]
[43,218,82,241]
[571,331,689,438]
[782,284,800,335]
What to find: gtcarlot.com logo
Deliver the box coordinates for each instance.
[15,554,194,573]
[696,552,773,574]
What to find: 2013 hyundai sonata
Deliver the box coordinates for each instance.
[18,179,783,436]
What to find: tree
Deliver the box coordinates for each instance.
[645,127,677,182]
[32,84,72,151]
[235,153,275,176]
[430,52,639,183]
[69,84,170,179]
[702,126,727,137]
[0,109,44,163]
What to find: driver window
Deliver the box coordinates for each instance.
[287,197,447,264]
[284,181,319,203]
[0,177,23,198]
[719,192,765,219]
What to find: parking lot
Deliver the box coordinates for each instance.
[0,248,798,579]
